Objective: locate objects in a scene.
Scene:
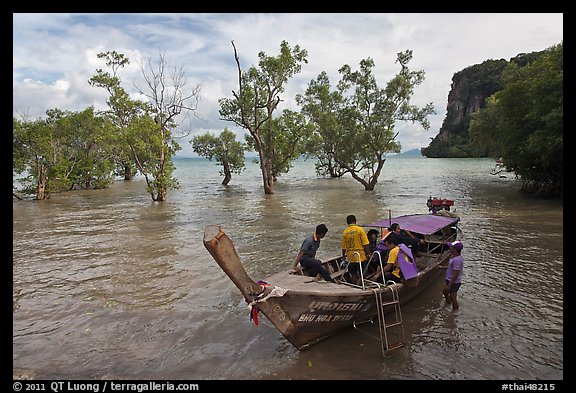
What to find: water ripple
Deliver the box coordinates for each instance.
[13,158,563,380]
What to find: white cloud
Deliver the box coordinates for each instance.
[13,13,563,155]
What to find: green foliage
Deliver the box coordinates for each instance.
[423,47,562,161]
[48,108,115,190]
[454,59,508,96]
[191,128,246,184]
[219,41,309,193]
[89,51,149,181]
[13,117,36,175]
[280,113,314,173]
[14,50,192,202]
[299,50,434,190]
[469,43,563,197]
[296,72,349,177]
[14,50,191,202]
[422,59,509,158]
[89,50,193,201]
[13,108,115,199]
[13,116,52,197]
[260,109,313,178]
[125,114,181,200]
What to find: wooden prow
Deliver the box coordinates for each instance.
[204,225,300,347]
[203,225,262,299]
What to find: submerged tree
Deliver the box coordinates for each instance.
[46,108,115,191]
[296,71,349,178]
[219,40,308,194]
[13,116,52,200]
[88,51,144,181]
[135,51,201,201]
[336,52,435,191]
[90,50,201,201]
[12,108,114,200]
[191,128,246,185]
[244,109,313,181]
[298,51,434,190]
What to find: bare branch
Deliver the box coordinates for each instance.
[231,40,249,129]
[135,50,201,129]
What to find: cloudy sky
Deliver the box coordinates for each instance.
[13,13,563,157]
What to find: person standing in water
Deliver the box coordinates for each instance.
[443,241,464,310]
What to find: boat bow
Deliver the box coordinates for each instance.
[203,225,298,344]
[203,225,263,299]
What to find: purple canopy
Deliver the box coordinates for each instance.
[363,214,459,236]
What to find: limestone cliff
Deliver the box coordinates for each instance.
[422,51,543,158]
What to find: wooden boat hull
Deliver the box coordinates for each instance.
[254,258,448,349]
[203,217,457,350]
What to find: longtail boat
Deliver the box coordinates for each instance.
[203,211,461,354]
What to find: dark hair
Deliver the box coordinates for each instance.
[346,215,356,224]
[367,229,379,238]
[316,224,328,235]
[388,223,399,232]
[384,233,400,245]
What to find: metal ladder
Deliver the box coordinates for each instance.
[353,280,406,356]
[375,281,406,355]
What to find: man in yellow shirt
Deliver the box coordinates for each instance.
[341,215,371,285]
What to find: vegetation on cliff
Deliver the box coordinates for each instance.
[423,43,562,198]
[469,43,563,198]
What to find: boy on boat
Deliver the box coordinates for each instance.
[292,224,334,282]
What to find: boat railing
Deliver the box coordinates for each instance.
[422,229,459,255]
[366,251,383,275]
[350,251,366,290]
[331,251,393,291]
[365,250,386,285]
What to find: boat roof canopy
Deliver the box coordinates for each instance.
[363,214,459,236]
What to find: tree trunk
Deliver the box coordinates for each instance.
[365,158,385,191]
[36,163,47,200]
[222,162,232,186]
[254,138,275,194]
[263,164,275,194]
[156,188,167,202]
[123,162,133,180]
[349,169,370,191]
[263,172,274,194]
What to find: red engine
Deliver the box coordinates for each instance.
[427,197,454,212]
